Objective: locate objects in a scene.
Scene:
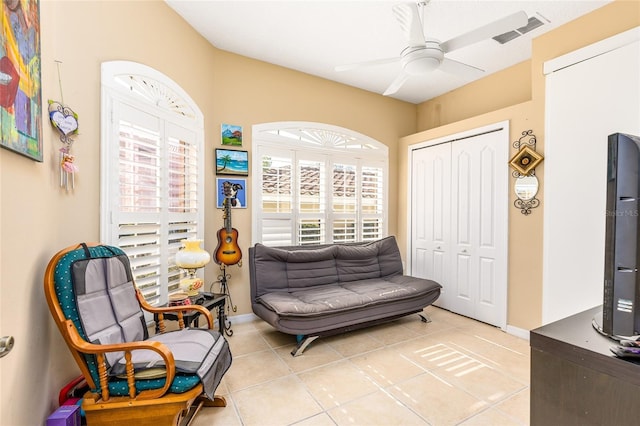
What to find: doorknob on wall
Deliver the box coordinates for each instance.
[0,336,14,358]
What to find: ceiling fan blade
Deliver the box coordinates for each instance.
[383,72,410,96]
[392,3,425,47]
[439,57,485,78]
[334,57,399,72]
[440,10,528,53]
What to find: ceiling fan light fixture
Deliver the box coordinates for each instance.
[401,42,443,75]
[404,56,440,75]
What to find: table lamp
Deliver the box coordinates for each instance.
[175,239,211,298]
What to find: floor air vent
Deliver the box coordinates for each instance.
[492,16,545,44]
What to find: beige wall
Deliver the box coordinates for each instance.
[417,60,532,130]
[0,1,415,424]
[1,0,638,424]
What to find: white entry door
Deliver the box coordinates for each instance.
[410,124,509,328]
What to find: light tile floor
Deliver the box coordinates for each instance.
[193,306,530,426]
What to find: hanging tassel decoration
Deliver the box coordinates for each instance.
[49,61,80,191]
[59,146,78,190]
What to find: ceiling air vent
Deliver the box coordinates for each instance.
[492,16,545,44]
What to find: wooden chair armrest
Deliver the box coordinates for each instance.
[136,289,214,329]
[63,320,175,400]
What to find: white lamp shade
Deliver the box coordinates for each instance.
[175,239,211,269]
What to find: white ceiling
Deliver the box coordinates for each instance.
[165,0,611,104]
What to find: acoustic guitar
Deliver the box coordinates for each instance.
[214,197,242,266]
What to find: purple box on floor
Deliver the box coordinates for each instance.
[46,405,80,426]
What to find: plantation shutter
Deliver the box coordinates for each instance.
[109,104,200,304]
[101,62,204,307]
[256,143,386,246]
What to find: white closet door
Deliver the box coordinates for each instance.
[411,142,452,309]
[410,123,508,328]
[450,132,508,326]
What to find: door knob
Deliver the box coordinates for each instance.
[0,336,14,358]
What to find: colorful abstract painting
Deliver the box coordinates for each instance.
[1,0,42,161]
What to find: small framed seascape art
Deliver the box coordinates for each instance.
[215,148,248,176]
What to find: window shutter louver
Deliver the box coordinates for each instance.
[259,152,295,246]
[118,222,162,302]
[361,165,384,241]
[298,158,325,245]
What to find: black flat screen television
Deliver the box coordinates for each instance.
[593,132,640,340]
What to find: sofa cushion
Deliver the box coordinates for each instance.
[342,278,423,301]
[373,236,404,277]
[257,276,440,317]
[335,244,380,282]
[258,285,366,316]
[286,246,339,289]
[252,244,339,294]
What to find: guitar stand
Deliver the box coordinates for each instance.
[215,263,238,336]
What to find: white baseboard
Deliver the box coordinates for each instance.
[223,313,532,342]
[506,324,530,341]
[227,313,260,324]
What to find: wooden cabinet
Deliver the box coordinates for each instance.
[530,306,640,426]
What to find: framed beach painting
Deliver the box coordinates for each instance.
[0,0,43,161]
[216,148,248,176]
[221,123,242,146]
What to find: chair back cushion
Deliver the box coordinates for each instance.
[72,248,147,367]
[54,245,130,390]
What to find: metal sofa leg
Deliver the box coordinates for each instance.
[419,313,432,323]
[291,335,319,356]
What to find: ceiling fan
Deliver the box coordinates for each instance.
[336,1,529,96]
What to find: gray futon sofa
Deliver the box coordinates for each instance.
[249,236,442,355]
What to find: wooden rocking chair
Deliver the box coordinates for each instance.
[44,243,232,425]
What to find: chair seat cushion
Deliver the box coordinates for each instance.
[107,328,230,400]
[110,328,219,376]
[108,373,201,396]
[115,367,166,380]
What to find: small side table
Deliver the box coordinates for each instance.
[154,293,226,333]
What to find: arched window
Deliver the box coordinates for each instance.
[100,61,204,305]
[252,122,388,246]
